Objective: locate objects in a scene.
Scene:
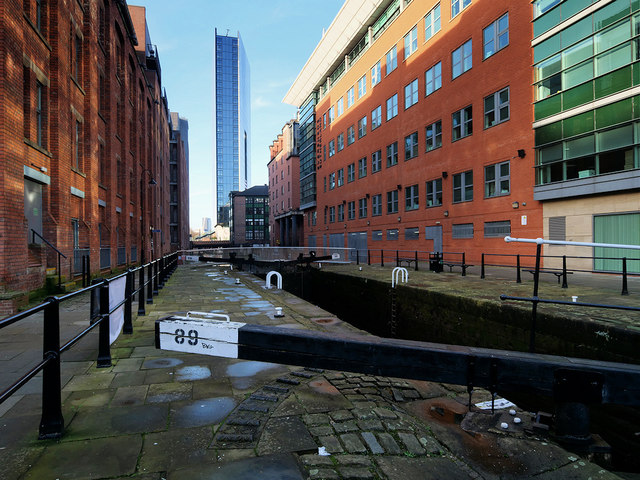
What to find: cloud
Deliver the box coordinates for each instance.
[253,96,273,109]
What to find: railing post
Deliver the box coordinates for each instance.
[356,250,360,265]
[396,250,399,267]
[481,253,485,279]
[146,262,153,304]
[368,249,371,266]
[97,281,112,368]
[621,257,629,296]
[39,297,64,439]
[57,253,62,291]
[138,265,146,315]
[81,255,86,288]
[381,249,384,267]
[123,269,133,334]
[158,256,165,289]
[153,260,159,295]
[561,255,568,288]
[461,252,467,276]
[530,242,542,353]
[414,250,418,271]
[516,254,522,284]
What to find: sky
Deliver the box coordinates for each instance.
[136,0,345,230]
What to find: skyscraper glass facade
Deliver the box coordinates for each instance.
[214,29,251,226]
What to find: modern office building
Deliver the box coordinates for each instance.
[268,120,303,246]
[532,0,640,272]
[169,112,190,250]
[0,1,180,314]
[213,29,251,227]
[284,0,542,261]
[229,185,270,246]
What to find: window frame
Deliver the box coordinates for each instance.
[347,125,355,145]
[452,105,473,141]
[426,178,443,207]
[484,87,510,128]
[358,157,367,178]
[451,0,471,19]
[453,170,474,203]
[484,160,510,198]
[404,78,419,109]
[358,197,368,218]
[386,93,398,120]
[483,12,509,59]
[372,194,382,216]
[358,116,367,138]
[404,26,418,59]
[452,39,473,79]
[387,142,398,167]
[372,150,382,173]
[426,120,442,152]
[425,62,442,96]
[387,190,399,214]
[371,105,382,130]
[404,131,419,160]
[347,163,355,182]
[386,45,398,75]
[405,184,419,211]
[425,3,441,42]
[358,74,367,98]
[347,86,355,108]
[371,61,381,87]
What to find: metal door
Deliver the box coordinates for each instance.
[425,225,443,252]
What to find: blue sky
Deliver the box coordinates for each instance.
[136,1,345,229]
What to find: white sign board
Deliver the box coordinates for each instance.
[157,316,245,358]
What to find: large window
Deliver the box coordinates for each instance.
[451,0,471,19]
[426,178,443,206]
[425,62,442,96]
[358,198,368,218]
[329,172,336,189]
[452,106,473,141]
[387,190,398,213]
[337,168,344,187]
[347,163,355,182]
[337,97,344,117]
[72,32,82,83]
[452,223,474,239]
[405,184,419,210]
[329,206,335,223]
[405,132,419,160]
[387,142,398,167]
[484,13,509,59]
[425,4,441,42]
[358,74,367,98]
[36,81,47,148]
[453,170,473,203]
[405,79,419,109]
[358,116,367,138]
[347,86,355,108]
[371,61,381,87]
[328,139,335,157]
[348,201,356,220]
[405,227,419,240]
[372,230,383,241]
[426,120,442,151]
[337,204,344,222]
[358,157,367,178]
[404,26,418,59]
[329,106,335,124]
[485,161,510,197]
[452,39,472,79]
[74,119,83,171]
[484,221,511,238]
[347,125,355,145]
[337,133,344,151]
[372,194,382,216]
[372,105,382,130]
[372,150,382,173]
[386,45,397,75]
[484,87,510,128]
[387,93,398,120]
[387,229,399,240]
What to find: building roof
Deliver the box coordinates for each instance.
[231,185,269,197]
[283,0,388,107]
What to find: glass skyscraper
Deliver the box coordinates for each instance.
[213,29,251,226]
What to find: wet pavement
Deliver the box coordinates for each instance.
[0,260,637,479]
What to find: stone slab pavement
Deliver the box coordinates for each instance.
[0,261,631,480]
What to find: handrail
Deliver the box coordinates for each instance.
[31,229,67,289]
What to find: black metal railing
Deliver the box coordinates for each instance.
[73,248,90,274]
[0,252,179,440]
[31,229,67,289]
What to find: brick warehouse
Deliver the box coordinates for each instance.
[284,0,543,261]
[0,0,188,314]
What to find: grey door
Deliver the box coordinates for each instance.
[348,231,367,261]
[425,225,443,252]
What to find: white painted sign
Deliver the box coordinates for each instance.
[109,276,126,344]
[331,253,340,260]
[521,215,527,226]
[185,255,200,262]
[157,315,245,358]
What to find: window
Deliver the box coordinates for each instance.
[453,170,473,203]
[387,190,398,213]
[372,230,383,241]
[405,184,419,210]
[337,97,344,117]
[74,119,82,171]
[405,227,419,240]
[387,142,398,167]
[426,178,443,206]
[372,150,382,173]
[329,206,335,223]
[386,45,397,75]
[328,139,335,157]
[36,0,44,32]
[329,106,335,124]
[451,0,471,18]
[358,198,368,218]
[404,79,419,109]
[323,113,327,128]
[484,161,510,197]
[426,121,442,151]
[484,220,511,238]
[452,105,472,141]
[358,116,367,138]
[337,204,345,222]
[483,13,508,59]
[347,126,355,145]
[358,74,367,98]
[425,62,442,96]
[347,163,355,182]
[347,86,355,108]
[405,132,419,160]
[36,81,47,149]
[425,4,441,41]
[337,168,344,187]
[72,33,82,83]
[371,106,382,130]
[371,61,381,87]
[387,229,399,240]
[386,94,398,120]
[348,201,356,220]
[484,87,509,128]
[337,133,344,151]
[452,39,472,79]
[358,157,367,178]
[324,176,326,192]
[452,223,474,239]
[404,26,418,59]
[329,172,336,189]
[372,194,382,216]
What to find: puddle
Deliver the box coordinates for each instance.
[309,379,341,395]
[175,366,212,381]
[312,318,340,325]
[143,358,183,369]
[244,311,262,316]
[171,397,237,428]
[227,361,280,377]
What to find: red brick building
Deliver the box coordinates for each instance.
[268,120,302,246]
[0,1,185,313]
[284,0,542,261]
